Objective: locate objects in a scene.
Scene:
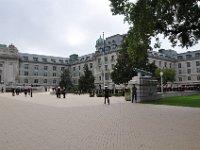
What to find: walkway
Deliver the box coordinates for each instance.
[0,92,199,150]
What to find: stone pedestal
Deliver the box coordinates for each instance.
[128,73,158,102]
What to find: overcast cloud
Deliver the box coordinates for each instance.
[0,0,199,57]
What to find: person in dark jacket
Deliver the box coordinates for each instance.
[104,86,110,105]
[132,84,137,103]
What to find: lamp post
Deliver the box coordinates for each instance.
[102,32,106,89]
[160,71,163,95]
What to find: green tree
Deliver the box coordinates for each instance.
[59,69,73,91]
[78,64,95,93]
[155,68,176,85]
[111,41,157,84]
[109,0,200,48]
[111,45,136,84]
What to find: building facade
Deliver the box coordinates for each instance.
[1,34,200,89]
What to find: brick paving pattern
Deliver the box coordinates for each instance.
[0,92,200,150]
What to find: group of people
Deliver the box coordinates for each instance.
[11,87,33,97]
[55,87,66,98]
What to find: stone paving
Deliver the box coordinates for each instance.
[0,92,200,150]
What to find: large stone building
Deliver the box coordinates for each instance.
[1,34,200,90]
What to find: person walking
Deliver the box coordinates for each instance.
[62,88,66,98]
[104,86,110,105]
[30,88,33,97]
[24,88,27,97]
[132,84,137,103]
[12,88,15,96]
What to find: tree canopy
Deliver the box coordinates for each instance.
[109,0,200,48]
[111,41,157,84]
[78,64,95,93]
[155,68,176,85]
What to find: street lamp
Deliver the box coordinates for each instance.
[160,71,163,95]
[102,32,106,89]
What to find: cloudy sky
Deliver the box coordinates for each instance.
[0,0,199,58]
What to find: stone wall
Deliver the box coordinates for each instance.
[128,73,158,102]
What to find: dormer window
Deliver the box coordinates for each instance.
[59,60,64,63]
[177,56,183,60]
[23,56,29,61]
[186,55,192,59]
[51,59,56,63]
[42,58,47,62]
[86,56,90,61]
[33,57,38,61]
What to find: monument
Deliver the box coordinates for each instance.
[128,68,158,102]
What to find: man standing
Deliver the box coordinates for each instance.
[132,84,137,103]
[104,86,110,105]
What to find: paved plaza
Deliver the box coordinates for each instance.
[0,92,200,150]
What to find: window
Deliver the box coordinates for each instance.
[187,69,191,74]
[59,60,64,63]
[65,60,68,64]
[187,62,191,67]
[53,72,56,77]
[197,68,200,73]
[73,67,76,71]
[53,66,57,71]
[178,63,181,68]
[197,76,200,81]
[188,76,191,81]
[61,67,65,71]
[43,79,47,83]
[153,60,156,64]
[90,63,93,69]
[105,65,108,71]
[34,65,39,70]
[24,71,29,76]
[78,66,80,70]
[195,53,200,58]
[44,72,48,76]
[111,64,115,69]
[34,71,38,76]
[159,61,161,67]
[111,55,115,62]
[177,56,183,60]
[196,61,200,66]
[51,59,56,63]
[44,66,48,70]
[104,57,108,62]
[53,80,57,84]
[99,76,101,81]
[98,58,101,64]
[23,56,29,61]
[33,57,38,61]
[24,64,29,70]
[42,58,47,62]
[169,63,172,68]
[105,73,109,80]
[24,79,28,83]
[86,56,90,61]
[98,65,101,71]
[186,54,192,59]
[179,77,182,81]
[34,79,39,83]
[164,62,167,67]
[178,70,182,74]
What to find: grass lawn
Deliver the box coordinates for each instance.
[143,94,200,108]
